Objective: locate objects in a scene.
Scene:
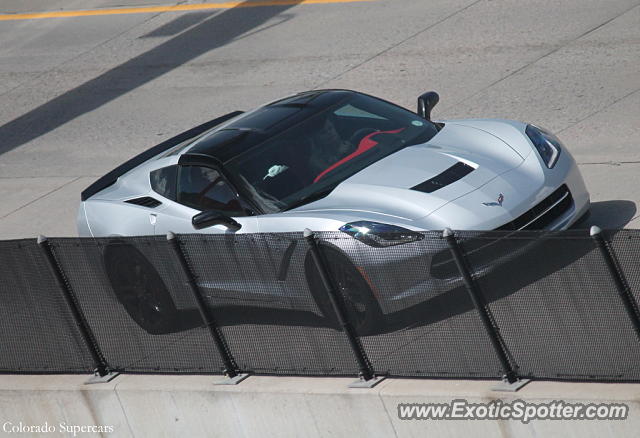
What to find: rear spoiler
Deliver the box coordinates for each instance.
[81,111,243,201]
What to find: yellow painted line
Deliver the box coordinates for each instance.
[0,0,372,21]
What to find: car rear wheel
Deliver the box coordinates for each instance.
[305,245,383,335]
[103,241,180,335]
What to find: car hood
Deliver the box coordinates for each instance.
[291,123,524,221]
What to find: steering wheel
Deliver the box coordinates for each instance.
[348,128,378,147]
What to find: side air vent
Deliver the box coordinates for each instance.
[125,196,162,208]
[411,162,475,194]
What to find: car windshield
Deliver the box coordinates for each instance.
[225,93,440,213]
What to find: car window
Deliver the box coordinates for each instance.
[150,165,177,200]
[333,104,387,120]
[225,106,301,131]
[226,93,439,213]
[176,165,247,215]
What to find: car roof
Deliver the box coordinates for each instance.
[181,89,354,164]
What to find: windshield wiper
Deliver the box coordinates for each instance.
[284,187,336,211]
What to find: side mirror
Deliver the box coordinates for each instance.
[192,211,242,231]
[417,91,439,120]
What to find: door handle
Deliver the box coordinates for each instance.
[149,214,157,226]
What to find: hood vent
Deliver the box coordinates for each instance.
[411,162,474,194]
[125,196,162,208]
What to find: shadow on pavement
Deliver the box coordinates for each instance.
[571,200,637,230]
[0,0,302,156]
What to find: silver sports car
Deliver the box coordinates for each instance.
[78,89,590,335]
[79,89,589,237]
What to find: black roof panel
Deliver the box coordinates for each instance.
[81,110,243,201]
[184,90,353,163]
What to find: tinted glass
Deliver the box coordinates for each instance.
[226,93,439,213]
[177,166,246,215]
[150,166,177,201]
[225,106,301,131]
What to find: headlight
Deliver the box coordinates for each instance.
[525,124,562,168]
[339,221,424,247]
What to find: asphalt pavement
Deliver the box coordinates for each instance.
[0,0,638,238]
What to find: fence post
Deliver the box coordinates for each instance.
[37,235,119,383]
[590,226,640,342]
[167,232,248,385]
[443,228,529,391]
[304,228,384,388]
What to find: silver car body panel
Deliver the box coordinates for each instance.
[79,117,589,237]
[77,97,591,311]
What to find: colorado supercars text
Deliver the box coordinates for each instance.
[3,421,114,435]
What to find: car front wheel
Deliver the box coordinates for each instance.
[305,245,383,335]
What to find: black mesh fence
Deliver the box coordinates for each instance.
[178,233,360,375]
[49,237,223,373]
[458,230,640,381]
[1,229,639,381]
[608,230,640,319]
[0,240,94,373]
[316,232,502,378]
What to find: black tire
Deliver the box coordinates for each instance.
[103,241,180,335]
[305,245,383,335]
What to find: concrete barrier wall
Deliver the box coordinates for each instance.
[0,375,639,437]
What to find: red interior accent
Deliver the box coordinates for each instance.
[313,128,405,183]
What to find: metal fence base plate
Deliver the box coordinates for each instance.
[348,376,386,388]
[492,378,531,392]
[214,373,250,385]
[85,372,120,384]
